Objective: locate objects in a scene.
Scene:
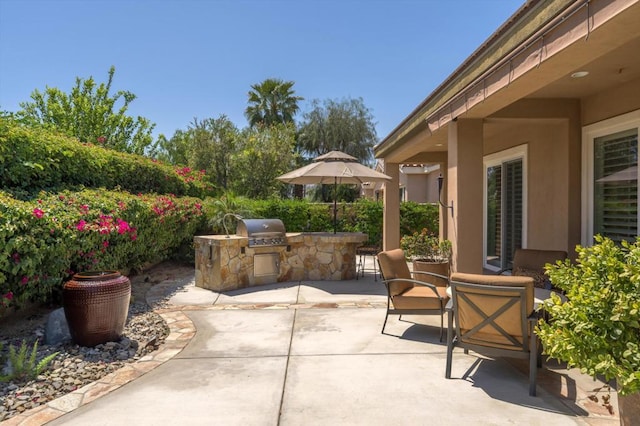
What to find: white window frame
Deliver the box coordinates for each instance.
[483,144,528,271]
[581,109,640,246]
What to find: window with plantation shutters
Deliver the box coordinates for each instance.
[484,145,527,271]
[583,110,640,246]
[593,129,638,243]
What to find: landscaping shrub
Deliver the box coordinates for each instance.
[209,197,436,247]
[0,189,206,309]
[400,201,439,237]
[0,118,214,199]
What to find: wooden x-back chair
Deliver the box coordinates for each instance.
[445,272,540,396]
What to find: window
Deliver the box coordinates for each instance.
[484,145,527,271]
[583,110,640,245]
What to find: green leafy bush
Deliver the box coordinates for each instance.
[537,235,640,395]
[0,117,214,199]
[400,228,452,262]
[0,189,206,309]
[205,197,436,249]
[399,201,439,237]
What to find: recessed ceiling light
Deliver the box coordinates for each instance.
[571,71,589,78]
[435,143,443,147]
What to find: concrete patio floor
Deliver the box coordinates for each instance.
[42,258,618,425]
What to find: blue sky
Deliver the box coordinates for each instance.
[0,0,523,142]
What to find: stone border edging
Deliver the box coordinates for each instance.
[0,310,195,426]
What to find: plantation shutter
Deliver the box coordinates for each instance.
[485,157,523,269]
[503,159,523,267]
[594,128,638,243]
[486,166,502,268]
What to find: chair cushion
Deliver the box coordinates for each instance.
[512,249,568,273]
[392,285,448,310]
[451,272,534,315]
[513,267,549,289]
[378,249,413,295]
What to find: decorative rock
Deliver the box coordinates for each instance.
[0,302,169,422]
[44,308,71,346]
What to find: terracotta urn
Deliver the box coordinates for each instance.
[63,271,131,347]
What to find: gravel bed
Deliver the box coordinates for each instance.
[0,302,169,422]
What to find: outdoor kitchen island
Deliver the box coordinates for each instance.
[194,232,368,292]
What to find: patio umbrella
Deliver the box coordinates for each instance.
[277,150,391,233]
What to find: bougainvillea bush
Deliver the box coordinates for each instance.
[0,117,214,199]
[0,189,206,309]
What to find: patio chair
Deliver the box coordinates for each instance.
[377,248,449,340]
[445,272,540,396]
[501,248,568,290]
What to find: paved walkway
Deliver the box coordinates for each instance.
[5,259,619,425]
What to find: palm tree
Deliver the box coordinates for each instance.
[245,79,303,127]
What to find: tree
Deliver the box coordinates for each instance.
[245,78,303,128]
[17,66,155,155]
[229,124,298,198]
[297,97,377,164]
[148,131,190,165]
[187,116,237,191]
[149,115,238,191]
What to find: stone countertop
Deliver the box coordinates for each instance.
[194,232,368,244]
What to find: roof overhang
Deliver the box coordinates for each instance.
[374,0,640,164]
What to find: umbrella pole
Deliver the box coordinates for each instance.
[333,177,337,234]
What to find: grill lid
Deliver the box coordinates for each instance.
[237,219,286,246]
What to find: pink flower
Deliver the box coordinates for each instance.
[76,220,87,231]
[130,234,137,241]
[116,219,131,234]
[3,291,13,301]
[80,204,89,213]
[20,276,28,285]
[97,136,106,144]
[12,253,20,263]
[102,241,109,248]
[33,208,44,219]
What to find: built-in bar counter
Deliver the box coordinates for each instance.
[194,232,368,292]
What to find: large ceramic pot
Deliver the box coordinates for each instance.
[63,271,131,347]
[412,260,449,287]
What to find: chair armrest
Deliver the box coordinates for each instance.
[382,278,443,299]
[527,311,541,322]
[445,299,454,312]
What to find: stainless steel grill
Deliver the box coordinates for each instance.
[236,219,287,247]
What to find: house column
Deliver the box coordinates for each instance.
[447,119,484,273]
[382,162,400,251]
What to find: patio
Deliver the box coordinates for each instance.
[38,259,617,425]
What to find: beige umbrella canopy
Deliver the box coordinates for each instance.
[277,150,391,233]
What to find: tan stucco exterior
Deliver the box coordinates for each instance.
[374,0,640,272]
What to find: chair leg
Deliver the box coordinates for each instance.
[445,310,453,378]
[529,331,537,396]
[373,255,377,282]
[381,312,389,334]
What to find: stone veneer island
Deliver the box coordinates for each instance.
[194,232,368,292]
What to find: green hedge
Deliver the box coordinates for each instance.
[213,198,438,248]
[0,118,214,199]
[0,189,206,309]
